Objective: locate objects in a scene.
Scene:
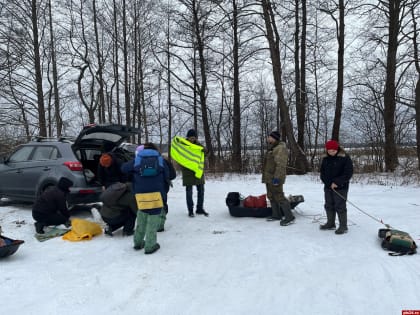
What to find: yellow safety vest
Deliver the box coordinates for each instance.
[170,136,205,179]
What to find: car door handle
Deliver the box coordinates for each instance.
[43,167,51,171]
[16,169,22,173]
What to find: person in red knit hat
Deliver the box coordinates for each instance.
[319,139,353,234]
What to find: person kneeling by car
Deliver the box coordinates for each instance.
[32,177,73,234]
[99,182,137,236]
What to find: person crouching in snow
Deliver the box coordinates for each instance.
[32,177,73,234]
[121,143,169,254]
[320,139,353,234]
[99,182,137,236]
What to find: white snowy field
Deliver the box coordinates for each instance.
[1,174,420,315]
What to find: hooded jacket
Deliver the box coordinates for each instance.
[32,178,73,218]
[262,141,288,184]
[320,148,353,190]
[121,149,169,215]
[97,152,127,188]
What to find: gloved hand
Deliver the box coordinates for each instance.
[272,178,281,186]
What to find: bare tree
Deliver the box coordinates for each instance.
[31,0,47,136]
[47,0,62,136]
[410,1,420,169]
[318,0,345,141]
[261,0,309,174]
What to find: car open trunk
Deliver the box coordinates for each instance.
[72,124,140,183]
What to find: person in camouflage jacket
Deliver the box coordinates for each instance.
[262,131,295,226]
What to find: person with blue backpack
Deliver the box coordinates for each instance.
[121,143,169,254]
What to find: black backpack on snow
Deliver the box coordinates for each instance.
[378,228,417,256]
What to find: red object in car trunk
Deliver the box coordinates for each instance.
[63,161,83,171]
[78,189,96,194]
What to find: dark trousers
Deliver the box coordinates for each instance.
[103,211,136,233]
[32,212,69,226]
[324,188,348,213]
[186,184,204,211]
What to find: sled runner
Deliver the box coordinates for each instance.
[226,192,304,218]
[0,235,24,258]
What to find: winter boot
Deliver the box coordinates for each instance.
[335,212,348,235]
[279,199,295,226]
[268,201,283,221]
[320,211,336,230]
[145,243,160,255]
[104,225,114,237]
[34,222,45,234]
[188,210,195,217]
[196,209,209,216]
[122,229,134,236]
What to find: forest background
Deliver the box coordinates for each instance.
[0,0,419,178]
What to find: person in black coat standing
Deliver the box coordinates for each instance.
[32,177,73,234]
[320,140,353,234]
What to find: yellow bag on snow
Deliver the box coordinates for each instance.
[62,218,103,241]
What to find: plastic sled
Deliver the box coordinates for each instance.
[0,236,24,258]
[226,192,304,218]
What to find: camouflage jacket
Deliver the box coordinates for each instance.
[262,141,288,184]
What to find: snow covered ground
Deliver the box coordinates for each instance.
[1,174,420,315]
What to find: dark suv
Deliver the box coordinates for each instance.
[0,124,139,206]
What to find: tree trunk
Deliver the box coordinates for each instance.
[31,0,47,137]
[48,0,62,136]
[383,0,400,172]
[192,0,214,168]
[232,0,242,172]
[261,0,309,174]
[92,0,105,124]
[113,0,120,124]
[416,78,420,170]
[299,0,307,149]
[122,0,130,127]
[331,0,345,141]
[412,3,420,170]
[167,12,173,160]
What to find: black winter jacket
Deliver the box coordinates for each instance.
[320,148,353,190]
[97,153,127,188]
[32,186,70,218]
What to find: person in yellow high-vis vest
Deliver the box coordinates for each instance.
[181,129,208,217]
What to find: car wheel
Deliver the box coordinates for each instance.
[37,184,55,198]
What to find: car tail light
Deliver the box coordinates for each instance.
[78,189,96,194]
[63,161,83,171]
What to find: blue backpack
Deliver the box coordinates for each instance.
[134,149,164,177]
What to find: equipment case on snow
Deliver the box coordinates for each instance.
[226,192,304,218]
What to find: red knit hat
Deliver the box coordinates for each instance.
[325,140,339,151]
[99,153,113,167]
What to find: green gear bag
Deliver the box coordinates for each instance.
[379,229,417,256]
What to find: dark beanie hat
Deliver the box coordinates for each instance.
[269,131,281,141]
[186,129,197,138]
[325,139,339,151]
[57,177,73,193]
